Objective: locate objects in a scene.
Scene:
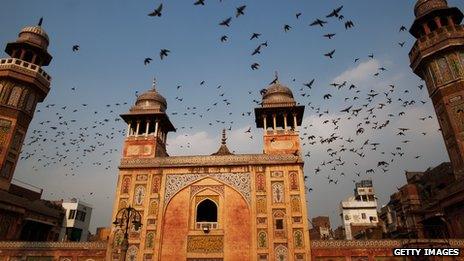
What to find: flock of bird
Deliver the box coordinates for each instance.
[17,1,440,202]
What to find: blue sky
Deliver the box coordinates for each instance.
[1,0,463,232]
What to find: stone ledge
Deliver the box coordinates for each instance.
[0,241,108,249]
[311,239,464,249]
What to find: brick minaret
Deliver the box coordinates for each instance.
[409,0,464,179]
[0,19,53,190]
[254,75,305,155]
[120,78,176,159]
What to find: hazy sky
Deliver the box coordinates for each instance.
[1,0,463,233]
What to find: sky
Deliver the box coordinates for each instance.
[1,0,463,233]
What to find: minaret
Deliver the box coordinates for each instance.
[120,78,175,158]
[0,19,53,190]
[254,74,305,155]
[409,0,464,179]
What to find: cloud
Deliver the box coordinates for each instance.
[333,59,381,85]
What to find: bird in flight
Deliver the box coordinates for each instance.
[144,57,152,65]
[310,19,327,27]
[284,24,292,32]
[323,33,336,39]
[219,17,232,27]
[251,63,260,70]
[296,12,302,19]
[148,3,163,17]
[250,33,261,40]
[324,49,335,59]
[345,20,354,29]
[236,5,246,17]
[398,42,405,47]
[326,6,343,18]
[194,0,205,6]
[160,49,170,60]
[220,35,228,42]
[72,45,79,52]
[399,25,407,32]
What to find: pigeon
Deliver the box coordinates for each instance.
[148,3,163,17]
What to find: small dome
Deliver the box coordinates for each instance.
[132,88,167,112]
[262,82,296,107]
[414,0,448,17]
[17,25,50,49]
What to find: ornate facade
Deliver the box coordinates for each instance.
[108,79,311,260]
[409,0,464,179]
[0,19,52,190]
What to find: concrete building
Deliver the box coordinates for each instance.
[59,198,92,242]
[340,180,379,240]
[108,78,311,260]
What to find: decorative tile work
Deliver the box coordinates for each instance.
[7,86,22,106]
[134,185,146,205]
[136,174,148,181]
[25,93,35,112]
[295,253,305,261]
[145,231,155,249]
[256,196,267,214]
[258,230,267,248]
[256,173,266,192]
[148,200,159,216]
[190,185,224,198]
[257,217,267,225]
[121,176,131,194]
[0,119,12,154]
[272,182,284,203]
[119,199,128,210]
[187,235,223,253]
[293,229,304,248]
[113,230,123,246]
[438,57,452,83]
[120,154,302,168]
[271,171,283,178]
[126,245,138,260]
[275,244,288,261]
[164,173,251,205]
[151,175,161,194]
[195,195,219,205]
[289,171,298,190]
[291,195,301,213]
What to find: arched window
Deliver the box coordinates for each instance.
[196,199,217,222]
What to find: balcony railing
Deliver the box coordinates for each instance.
[0,58,51,82]
[196,222,218,230]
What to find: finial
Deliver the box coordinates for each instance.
[152,77,157,91]
[38,17,43,26]
[221,128,227,145]
[274,71,279,82]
